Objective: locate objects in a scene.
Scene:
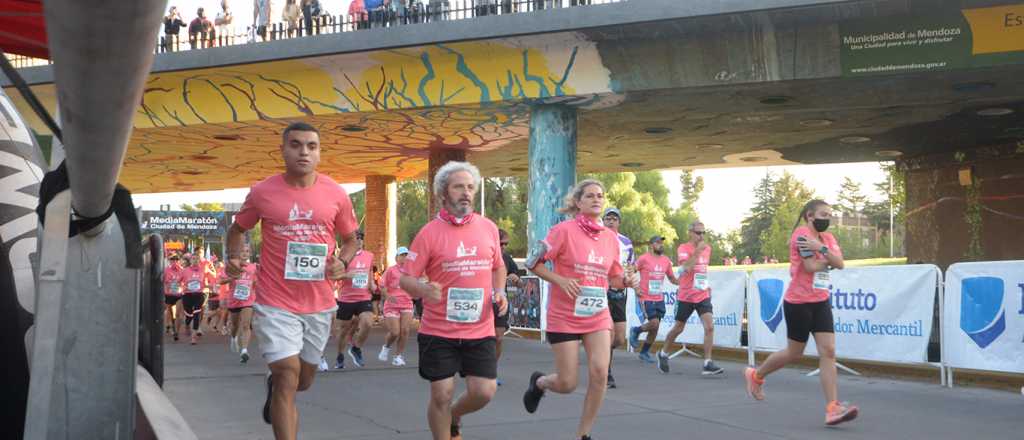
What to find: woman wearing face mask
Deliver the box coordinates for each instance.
[744,199,859,427]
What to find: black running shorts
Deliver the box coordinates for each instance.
[607,289,627,323]
[336,300,374,320]
[164,295,182,305]
[417,334,497,381]
[783,300,834,343]
[675,298,713,323]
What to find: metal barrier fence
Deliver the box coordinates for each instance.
[139,234,165,387]
[5,0,625,68]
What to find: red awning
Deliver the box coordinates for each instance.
[0,0,48,59]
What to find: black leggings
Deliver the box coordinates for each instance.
[182,293,205,331]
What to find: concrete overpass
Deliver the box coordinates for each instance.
[5,0,1023,267]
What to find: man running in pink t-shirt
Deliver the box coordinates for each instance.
[399,161,508,440]
[334,231,376,369]
[225,122,359,440]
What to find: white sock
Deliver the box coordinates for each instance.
[704,359,711,366]
[241,348,248,354]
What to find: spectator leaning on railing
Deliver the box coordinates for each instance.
[163,6,186,52]
[215,0,234,45]
[188,7,214,49]
[283,0,302,37]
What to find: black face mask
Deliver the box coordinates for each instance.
[813,218,830,232]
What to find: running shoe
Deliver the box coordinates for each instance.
[744,367,765,401]
[230,336,239,353]
[450,423,462,440]
[378,345,391,362]
[607,373,617,389]
[702,360,724,376]
[628,326,641,350]
[262,372,274,424]
[172,332,179,342]
[657,351,670,373]
[240,350,250,364]
[318,357,329,372]
[638,352,655,364]
[190,334,198,345]
[348,346,365,368]
[391,355,406,366]
[825,401,859,426]
[196,329,204,337]
[165,325,171,335]
[523,371,546,413]
[335,354,345,370]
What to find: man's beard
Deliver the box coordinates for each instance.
[653,249,663,255]
[445,199,473,217]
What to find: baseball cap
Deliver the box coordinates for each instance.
[603,207,622,219]
[396,246,410,255]
[649,235,665,243]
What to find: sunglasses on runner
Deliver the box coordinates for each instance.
[691,230,705,235]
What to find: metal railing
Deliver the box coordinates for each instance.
[4,0,623,68]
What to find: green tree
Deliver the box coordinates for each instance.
[862,162,906,257]
[759,172,815,260]
[584,172,677,248]
[397,180,429,247]
[679,170,704,210]
[483,176,528,257]
[634,171,670,209]
[738,171,776,260]
[350,189,366,229]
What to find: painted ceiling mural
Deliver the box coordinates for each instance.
[114,32,616,192]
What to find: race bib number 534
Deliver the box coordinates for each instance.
[285,242,328,281]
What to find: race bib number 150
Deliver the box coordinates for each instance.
[285,242,328,281]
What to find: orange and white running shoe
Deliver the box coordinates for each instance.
[825,400,859,426]
[744,367,765,401]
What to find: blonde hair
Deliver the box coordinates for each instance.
[558,179,605,216]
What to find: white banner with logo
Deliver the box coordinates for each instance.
[625,270,745,348]
[748,265,938,364]
[943,261,1024,374]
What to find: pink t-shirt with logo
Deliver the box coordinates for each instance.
[216,267,231,301]
[402,216,503,340]
[676,243,712,303]
[234,173,358,314]
[540,220,623,334]
[225,263,258,309]
[338,250,374,302]
[382,264,413,311]
[181,265,206,294]
[785,226,842,304]
[163,264,183,296]
[636,253,673,302]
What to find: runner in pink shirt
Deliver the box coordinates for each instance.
[163,253,184,341]
[522,179,640,440]
[656,221,724,375]
[399,161,508,440]
[207,261,229,335]
[334,232,376,369]
[377,246,414,366]
[744,200,858,426]
[180,254,207,345]
[225,122,359,439]
[630,235,679,364]
[221,244,258,363]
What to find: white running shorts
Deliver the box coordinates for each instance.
[253,303,335,365]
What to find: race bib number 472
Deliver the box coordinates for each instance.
[285,242,328,281]
[574,286,608,317]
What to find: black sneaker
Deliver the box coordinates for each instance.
[262,373,273,424]
[523,371,546,413]
[581,436,593,440]
[335,354,345,370]
[702,360,724,376]
[607,373,617,389]
[450,422,462,439]
[657,351,670,374]
[349,346,365,368]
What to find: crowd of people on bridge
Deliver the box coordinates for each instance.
[158,120,859,439]
[160,0,605,52]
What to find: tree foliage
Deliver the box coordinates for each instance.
[180,202,224,211]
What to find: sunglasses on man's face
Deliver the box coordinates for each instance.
[691,230,705,235]
[500,242,510,247]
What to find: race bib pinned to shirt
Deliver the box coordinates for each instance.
[186,280,201,292]
[233,281,252,300]
[352,272,369,289]
[446,287,485,323]
[647,279,663,294]
[169,281,180,293]
[813,271,831,290]
[574,286,608,317]
[285,242,328,281]
[694,273,709,291]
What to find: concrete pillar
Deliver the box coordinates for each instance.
[527,105,577,249]
[364,175,398,269]
[427,148,466,218]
